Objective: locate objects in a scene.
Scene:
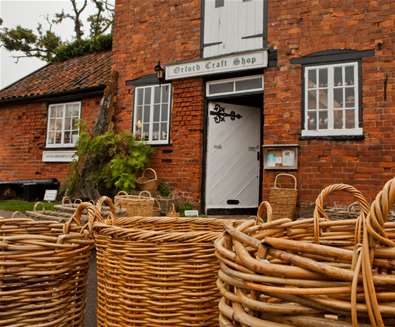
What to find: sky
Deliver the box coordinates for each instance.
[0,0,99,89]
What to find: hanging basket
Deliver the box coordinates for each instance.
[215,181,395,326]
[114,190,154,217]
[92,196,237,327]
[136,168,159,193]
[0,204,95,327]
[268,173,298,220]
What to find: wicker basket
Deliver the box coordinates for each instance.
[114,190,154,216]
[136,168,159,193]
[0,204,95,327]
[92,196,237,327]
[268,173,298,220]
[215,181,395,326]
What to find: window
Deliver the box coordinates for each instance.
[133,84,171,144]
[206,75,263,97]
[46,102,81,147]
[215,0,224,8]
[302,62,362,137]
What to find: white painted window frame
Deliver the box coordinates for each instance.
[133,84,172,145]
[302,62,362,137]
[206,74,264,97]
[46,101,81,148]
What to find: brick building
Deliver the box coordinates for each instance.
[0,51,111,184]
[1,1,395,214]
[113,0,395,214]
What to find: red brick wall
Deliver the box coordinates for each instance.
[0,96,100,183]
[263,0,395,211]
[112,0,203,204]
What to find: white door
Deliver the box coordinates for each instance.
[206,102,260,211]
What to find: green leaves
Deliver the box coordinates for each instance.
[64,126,153,197]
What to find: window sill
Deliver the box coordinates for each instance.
[299,134,365,141]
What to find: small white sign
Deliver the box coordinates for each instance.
[42,150,78,163]
[184,210,199,217]
[44,189,58,202]
[165,50,268,80]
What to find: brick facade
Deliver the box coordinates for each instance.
[113,0,395,212]
[0,96,100,182]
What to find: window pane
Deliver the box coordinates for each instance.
[334,88,343,108]
[64,131,71,144]
[49,118,56,129]
[308,70,317,88]
[160,122,168,140]
[55,106,63,118]
[65,118,71,130]
[142,123,150,141]
[144,87,151,104]
[152,123,159,141]
[55,119,62,130]
[345,110,355,129]
[137,88,143,105]
[334,67,343,86]
[345,66,354,86]
[65,108,72,118]
[307,111,317,130]
[318,111,328,129]
[143,105,150,122]
[55,132,62,144]
[161,103,169,122]
[208,82,234,95]
[161,85,169,103]
[308,90,317,110]
[72,117,79,129]
[48,132,55,144]
[135,105,143,123]
[318,89,328,109]
[235,78,262,91]
[153,104,160,122]
[334,110,343,129]
[345,87,355,108]
[154,86,161,103]
[319,69,328,87]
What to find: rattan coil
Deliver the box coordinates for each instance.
[93,196,238,327]
[215,181,395,327]
[0,203,95,327]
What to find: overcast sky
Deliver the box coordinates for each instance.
[0,0,99,89]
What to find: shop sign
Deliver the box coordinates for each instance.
[165,50,268,80]
[42,150,78,163]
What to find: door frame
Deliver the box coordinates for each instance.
[200,93,264,215]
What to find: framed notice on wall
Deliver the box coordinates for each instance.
[263,144,298,170]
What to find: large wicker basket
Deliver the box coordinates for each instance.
[92,196,237,327]
[114,190,154,216]
[0,204,95,327]
[215,181,395,326]
[136,168,159,193]
[268,173,298,220]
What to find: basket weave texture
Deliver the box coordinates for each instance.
[0,204,94,327]
[136,168,159,193]
[92,196,236,327]
[114,190,154,217]
[215,181,395,327]
[268,173,298,220]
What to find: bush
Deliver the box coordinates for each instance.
[64,128,153,197]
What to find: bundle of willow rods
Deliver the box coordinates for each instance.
[215,181,395,327]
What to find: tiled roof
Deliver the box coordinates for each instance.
[0,51,112,102]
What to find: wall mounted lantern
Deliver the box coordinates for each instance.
[154,61,165,84]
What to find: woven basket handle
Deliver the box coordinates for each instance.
[64,202,97,234]
[256,201,273,224]
[366,177,395,247]
[96,196,116,224]
[33,201,45,211]
[62,196,71,205]
[74,198,82,204]
[274,173,297,189]
[116,191,128,196]
[139,190,152,198]
[143,168,157,180]
[313,184,369,243]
